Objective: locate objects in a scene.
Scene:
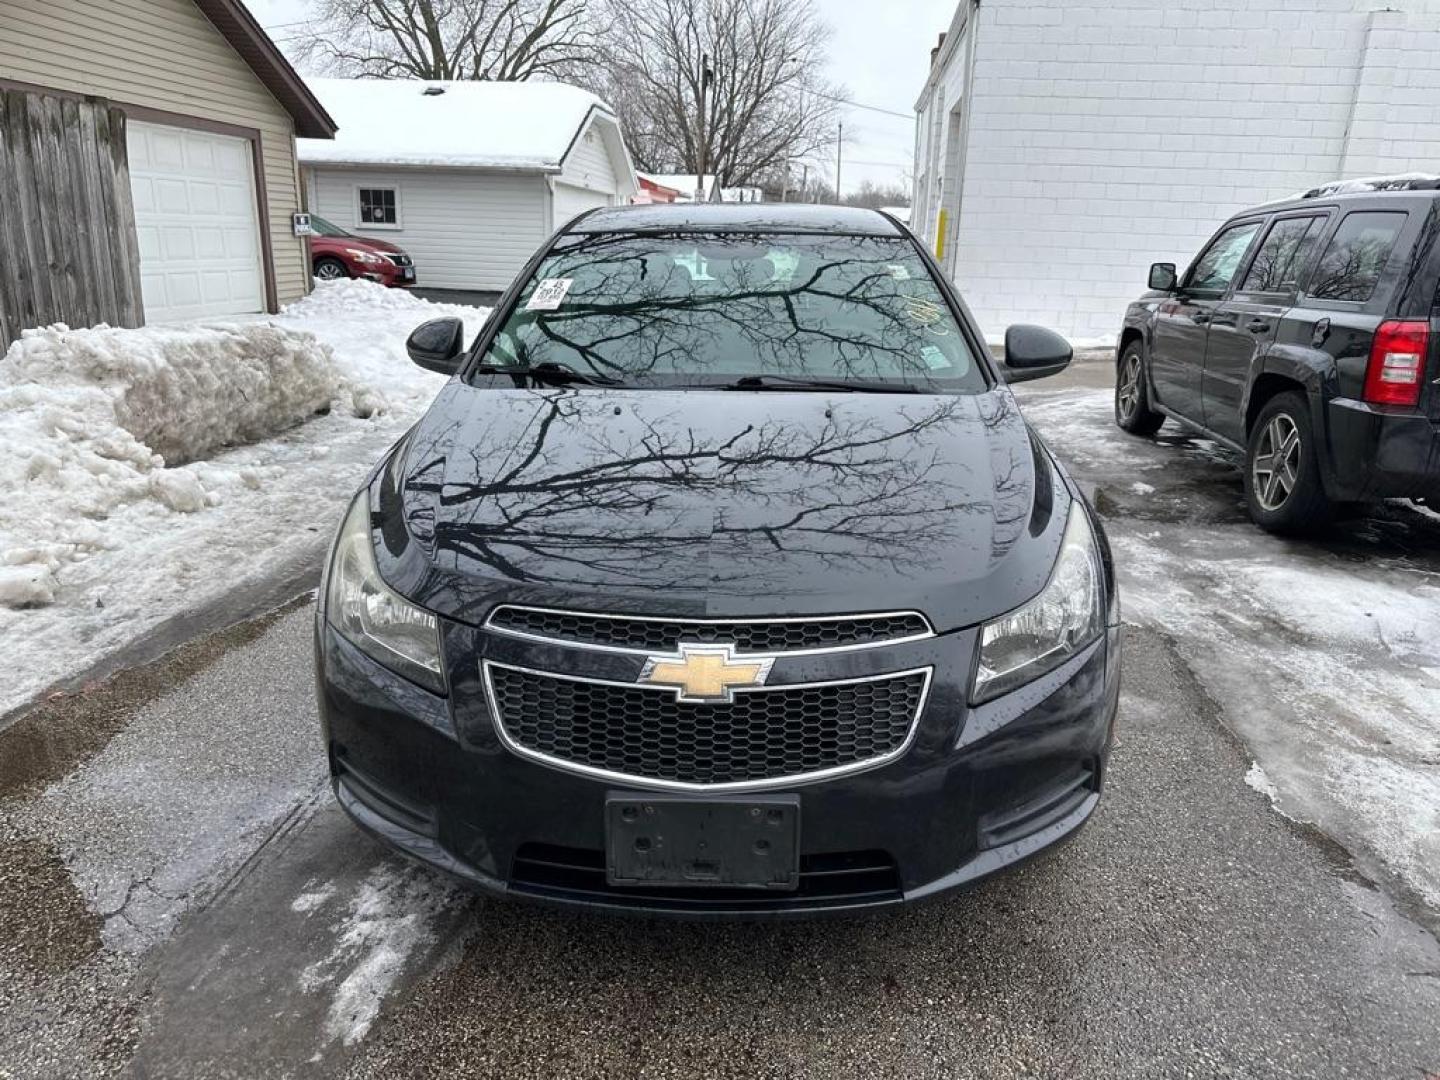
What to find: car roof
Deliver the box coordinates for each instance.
[1243,176,1440,218]
[565,202,907,237]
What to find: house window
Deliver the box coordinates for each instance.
[358,187,398,227]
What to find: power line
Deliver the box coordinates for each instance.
[808,90,913,122]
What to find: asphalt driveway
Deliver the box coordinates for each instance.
[1,362,1437,1079]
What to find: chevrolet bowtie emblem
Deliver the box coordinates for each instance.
[637,643,774,703]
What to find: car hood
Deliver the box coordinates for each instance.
[369,385,1071,633]
[333,234,407,255]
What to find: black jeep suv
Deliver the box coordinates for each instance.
[1116,177,1440,532]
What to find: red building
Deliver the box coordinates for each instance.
[632,173,684,204]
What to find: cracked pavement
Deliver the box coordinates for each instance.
[0,362,1437,1078]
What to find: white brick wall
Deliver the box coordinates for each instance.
[914,0,1440,341]
[1343,10,1440,176]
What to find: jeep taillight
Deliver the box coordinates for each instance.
[1363,320,1429,407]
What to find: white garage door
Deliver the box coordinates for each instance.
[553,183,611,228]
[127,121,265,322]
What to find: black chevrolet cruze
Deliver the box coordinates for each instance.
[315,204,1121,916]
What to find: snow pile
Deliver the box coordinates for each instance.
[0,278,488,714]
[278,278,482,419]
[0,321,344,608]
[2,321,339,465]
[285,276,456,319]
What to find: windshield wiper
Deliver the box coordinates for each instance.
[718,374,921,394]
[473,361,623,387]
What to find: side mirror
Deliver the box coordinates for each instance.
[1001,324,1072,384]
[1148,262,1177,291]
[406,317,466,374]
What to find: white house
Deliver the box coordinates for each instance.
[913,0,1440,340]
[298,79,637,292]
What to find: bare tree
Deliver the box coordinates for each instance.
[843,180,911,211]
[296,0,594,81]
[592,0,840,188]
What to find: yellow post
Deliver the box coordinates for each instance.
[935,208,948,261]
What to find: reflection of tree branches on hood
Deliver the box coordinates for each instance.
[398,390,1032,592]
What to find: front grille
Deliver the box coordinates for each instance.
[511,843,902,911]
[486,606,931,653]
[382,253,412,267]
[486,665,929,788]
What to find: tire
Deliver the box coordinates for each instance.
[1114,342,1164,435]
[1243,391,1333,534]
[313,257,350,281]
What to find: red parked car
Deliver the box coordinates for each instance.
[309,215,416,287]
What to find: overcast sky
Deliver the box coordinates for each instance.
[246,0,959,198]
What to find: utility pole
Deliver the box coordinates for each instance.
[835,122,843,203]
[696,52,713,203]
[801,163,810,203]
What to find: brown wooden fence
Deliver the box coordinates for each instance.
[0,87,144,349]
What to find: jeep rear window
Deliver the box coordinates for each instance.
[478,233,985,392]
[1307,211,1405,303]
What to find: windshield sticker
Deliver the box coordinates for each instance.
[526,278,574,311]
[920,345,950,370]
[887,264,911,281]
[904,297,943,325]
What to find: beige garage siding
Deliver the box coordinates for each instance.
[0,0,308,308]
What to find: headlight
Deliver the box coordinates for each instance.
[346,248,384,265]
[971,501,1104,704]
[324,494,445,694]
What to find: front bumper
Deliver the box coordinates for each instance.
[358,260,416,287]
[1323,398,1440,501]
[317,619,1120,918]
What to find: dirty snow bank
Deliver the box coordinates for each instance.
[0,280,488,717]
[3,321,341,464]
[0,321,343,608]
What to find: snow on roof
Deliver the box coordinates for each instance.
[298,78,614,170]
[1292,172,1440,199]
[880,205,911,224]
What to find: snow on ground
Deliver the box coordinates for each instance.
[1021,387,1440,912]
[297,863,458,1048]
[1244,762,1281,805]
[0,280,488,719]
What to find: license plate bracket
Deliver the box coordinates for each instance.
[605,793,800,890]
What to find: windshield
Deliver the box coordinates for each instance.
[474,232,986,391]
[310,214,352,238]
